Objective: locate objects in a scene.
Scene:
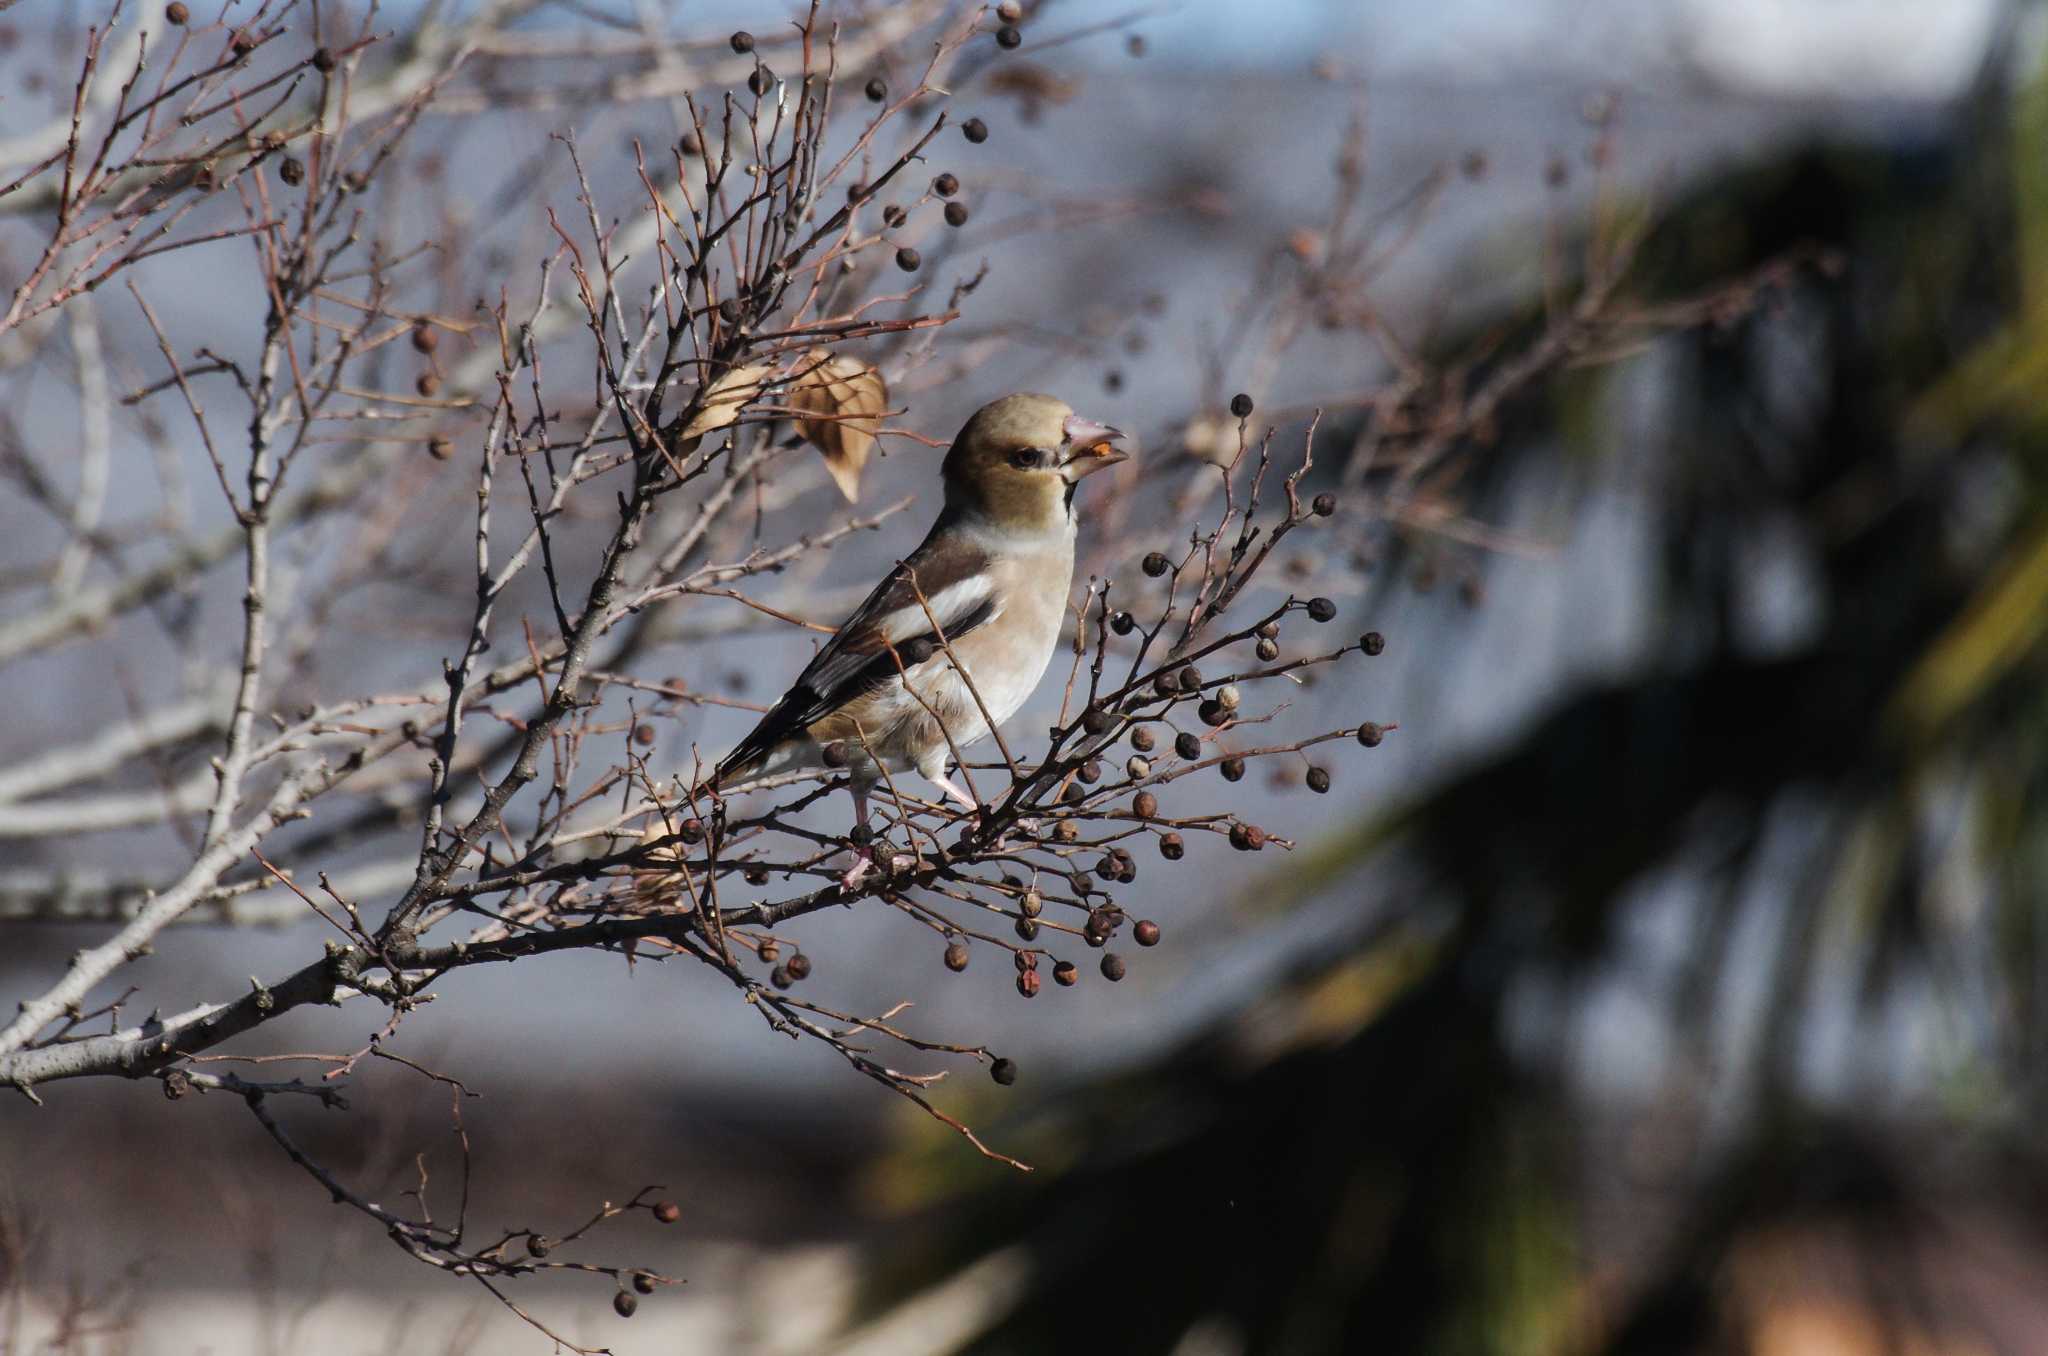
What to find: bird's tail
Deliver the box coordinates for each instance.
[707,746,764,793]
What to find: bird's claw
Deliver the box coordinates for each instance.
[839,851,876,891]
[838,844,916,891]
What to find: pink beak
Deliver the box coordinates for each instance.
[1061,413,1127,477]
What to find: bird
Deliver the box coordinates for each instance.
[710,392,1126,884]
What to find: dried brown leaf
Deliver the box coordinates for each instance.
[677,363,773,441]
[789,349,887,501]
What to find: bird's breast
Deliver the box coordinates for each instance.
[939,542,1073,727]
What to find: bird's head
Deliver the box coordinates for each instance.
[941,392,1126,535]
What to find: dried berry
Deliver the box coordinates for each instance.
[744,864,768,886]
[1153,672,1181,699]
[990,1057,1018,1085]
[1361,631,1385,656]
[963,117,989,143]
[1111,611,1135,635]
[1130,725,1156,752]
[730,30,755,52]
[1016,969,1041,998]
[717,298,743,325]
[1257,621,1280,640]
[633,1272,657,1295]
[895,246,921,272]
[1254,638,1279,662]
[996,24,1022,48]
[278,156,304,186]
[1061,781,1085,805]
[748,67,774,96]
[1177,664,1203,693]
[786,952,812,980]
[821,741,849,768]
[1128,760,1153,784]
[1078,759,1103,784]
[1141,551,1170,577]
[944,201,969,227]
[613,1290,638,1318]
[758,940,780,964]
[1159,832,1184,860]
[882,203,908,228]
[1070,869,1094,897]
[680,130,704,156]
[1357,722,1384,748]
[1128,34,1147,56]
[1082,706,1113,736]
[1230,392,1254,418]
[678,817,705,843]
[410,322,438,353]
[944,940,970,972]
[166,2,190,23]
[1053,960,1078,986]
[415,373,440,398]
[865,77,888,102]
[1312,492,1336,517]
[1020,888,1043,917]
[1221,757,1246,782]
[653,1200,681,1224]
[427,435,453,461]
[1014,916,1039,941]
[933,173,960,197]
[770,965,793,988]
[1085,906,1118,938]
[1307,596,1337,623]
[997,0,1024,19]
[1216,684,1241,711]
[1054,819,1079,842]
[1198,700,1229,728]
[1101,953,1127,981]
[527,1235,553,1257]
[633,723,656,747]
[1307,766,1331,793]
[230,28,257,55]
[1134,919,1161,947]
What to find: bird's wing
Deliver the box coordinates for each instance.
[714,518,999,784]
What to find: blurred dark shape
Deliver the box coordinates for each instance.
[847,52,2048,1356]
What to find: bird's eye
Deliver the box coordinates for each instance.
[1010,447,1049,470]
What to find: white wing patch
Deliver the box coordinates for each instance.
[873,574,995,647]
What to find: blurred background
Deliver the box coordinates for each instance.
[7,0,2048,1351]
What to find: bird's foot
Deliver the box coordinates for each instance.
[970,812,1037,852]
[1002,814,1043,845]
[838,841,917,891]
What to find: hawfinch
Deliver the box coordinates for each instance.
[713,393,1125,869]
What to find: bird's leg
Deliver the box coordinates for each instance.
[927,770,980,816]
[839,782,877,890]
[930,766,1027,849]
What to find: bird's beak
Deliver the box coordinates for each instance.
[1060,414,1127,479]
